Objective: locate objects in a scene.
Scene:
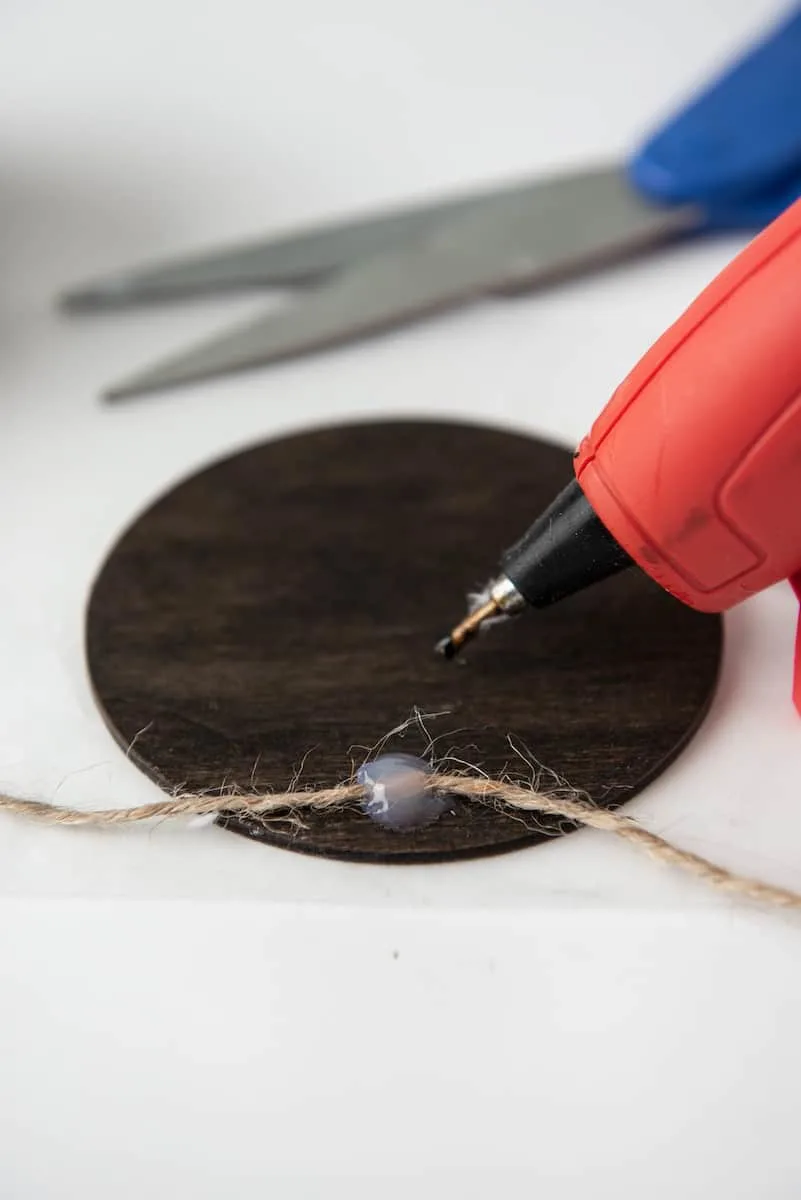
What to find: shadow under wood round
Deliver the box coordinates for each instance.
[86,420,722,863]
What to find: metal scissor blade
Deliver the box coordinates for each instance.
[105,166,701,400]
[61,185,519,311]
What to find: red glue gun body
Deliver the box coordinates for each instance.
[576,198,801,709]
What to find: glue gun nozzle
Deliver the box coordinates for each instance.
[435,575,526,660]
[435,598,503,660]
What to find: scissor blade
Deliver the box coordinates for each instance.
[61,188,511,310]
[106,166,701,400]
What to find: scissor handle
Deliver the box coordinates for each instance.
[628,5,801,229]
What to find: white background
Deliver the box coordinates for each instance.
[2,0,801,1195]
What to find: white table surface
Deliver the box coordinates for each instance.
[2,0,801,1196]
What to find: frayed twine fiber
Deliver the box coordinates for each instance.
[2,773,801,909]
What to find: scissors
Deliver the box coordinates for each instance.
[62,5,801,401]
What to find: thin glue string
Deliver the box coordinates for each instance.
[2,775,801,909]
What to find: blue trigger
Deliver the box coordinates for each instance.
[628,6,801,229]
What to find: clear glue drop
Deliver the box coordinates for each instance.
[357,754,450,831]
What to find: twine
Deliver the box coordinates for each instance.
[2,773,801,909]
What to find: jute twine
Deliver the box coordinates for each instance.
[2,773,800,909]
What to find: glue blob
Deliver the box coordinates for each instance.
[357,754,449,831]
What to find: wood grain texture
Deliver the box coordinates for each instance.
[86,420,722,862]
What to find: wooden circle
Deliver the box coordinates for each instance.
[86,420,722,862]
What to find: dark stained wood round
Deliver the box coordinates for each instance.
[86,420,722,862]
